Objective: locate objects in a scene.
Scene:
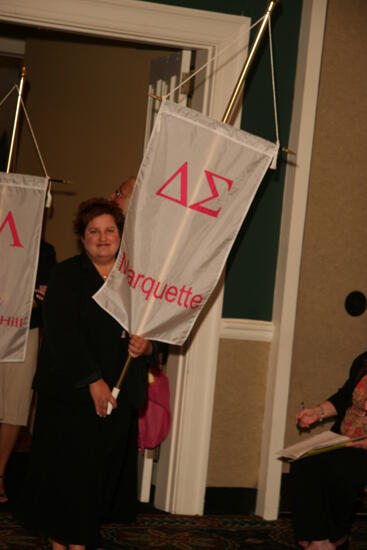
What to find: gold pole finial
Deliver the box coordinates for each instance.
[281,146,296,156]
[149,92,163,102]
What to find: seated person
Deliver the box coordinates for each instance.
[290,351,367,550]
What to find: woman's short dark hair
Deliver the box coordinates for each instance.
[73,197,124,237]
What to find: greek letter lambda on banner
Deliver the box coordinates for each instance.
[0,211,24,247]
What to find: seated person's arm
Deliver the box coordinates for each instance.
[296,400,337,429]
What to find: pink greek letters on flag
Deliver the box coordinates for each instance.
[94,100,277,345]
[0,173,48,361]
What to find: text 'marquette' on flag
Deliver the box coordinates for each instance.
[94,100,277,345]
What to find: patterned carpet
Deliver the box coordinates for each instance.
[2,450,367,549]
[0,511,367,549]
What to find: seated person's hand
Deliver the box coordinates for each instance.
[295,407,320,429]
[349,437,367,450]
[129,335,152,358]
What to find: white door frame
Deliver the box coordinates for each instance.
[0,0,250,515]
[256,0,328,519]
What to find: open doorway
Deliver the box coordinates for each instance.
[0,23,183,260]
[0,22,199,507]
[0,1,250,516]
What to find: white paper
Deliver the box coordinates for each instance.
[276,430,350,461]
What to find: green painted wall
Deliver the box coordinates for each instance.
[141,0,303,320]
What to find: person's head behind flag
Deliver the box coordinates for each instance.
[111,176,136,215]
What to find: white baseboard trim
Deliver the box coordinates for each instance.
[220,318,274,342]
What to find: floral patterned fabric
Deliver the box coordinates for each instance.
[340,374,367,438]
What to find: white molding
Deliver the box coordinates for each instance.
[0,0,251,516]
[137,452,154,502]
[255,0,328,520]
[0,0,247,46]
[220,318,274,342]
[0,37,25,57]
[0,0,249,126]
[170,288,224,514]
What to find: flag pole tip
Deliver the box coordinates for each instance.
[49,178,73,184]
[149,93,163,102]
[281,146,296,156]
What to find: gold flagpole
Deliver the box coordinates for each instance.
[115,354,132,388]
[6,65,26,173]
[109,1,280,404]
[222,0,278,124]
[4,67,71,183]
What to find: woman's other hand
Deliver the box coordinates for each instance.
[89,379,117,417]
[33,285,48,308]
[35,284,48,302]
[129,335,152,358]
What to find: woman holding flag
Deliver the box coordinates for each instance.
[19,198,156,550]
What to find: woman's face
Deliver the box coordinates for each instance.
[82,213,120,264]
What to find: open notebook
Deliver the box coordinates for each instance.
[277,430,367,461]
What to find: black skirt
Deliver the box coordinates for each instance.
[290,446,367,542]
[17,386,138,547]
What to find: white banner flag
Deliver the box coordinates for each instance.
[0,173,48,361]
[94,101,277,345]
